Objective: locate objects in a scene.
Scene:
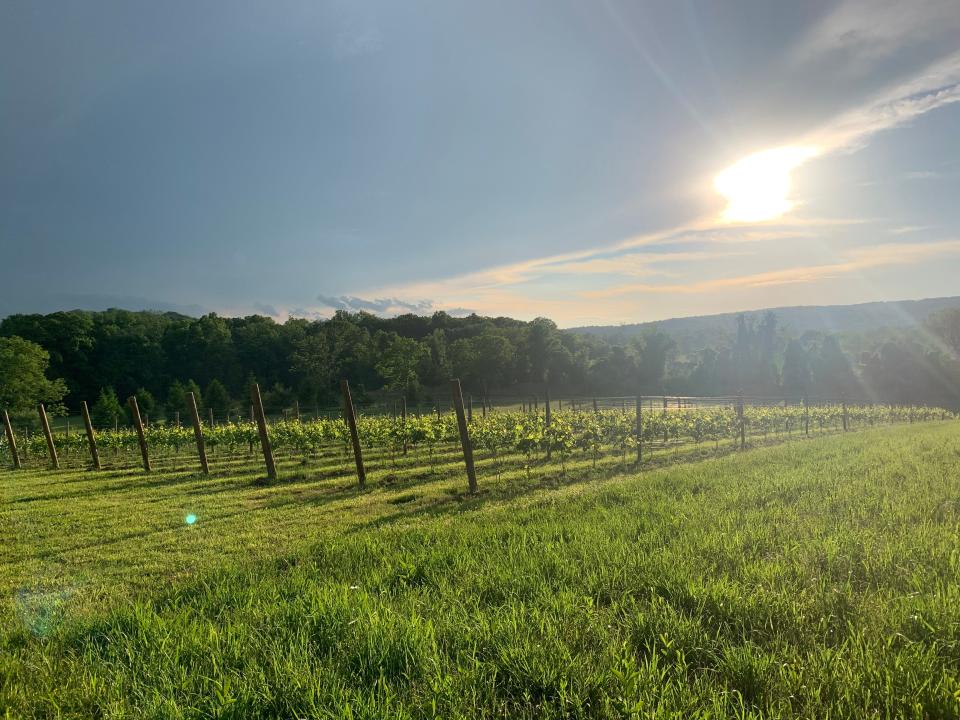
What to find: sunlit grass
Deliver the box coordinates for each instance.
[2,422,959,717]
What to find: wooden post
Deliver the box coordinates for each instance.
[340,379,366,489]
[294,399,300,422]
[803,397,809,437]
[187,392,209,475]
[251,383,277,480]
[544,383,552,460]
[468,394,473,423]
[662,396,669,444]
[208,407,214,428]
[80,401,101,470]
[175,411,181,429]
[636,395,642,464]
[127,396,151,471]
[401,396,408,455]
[593,397,598,413]
[451,379,478,493]
[737,393,745,450]
[38,403,60,470]
[2,410,20,469]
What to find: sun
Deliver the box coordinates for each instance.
[714,146,818,223]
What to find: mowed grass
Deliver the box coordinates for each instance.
[2,423,960,718]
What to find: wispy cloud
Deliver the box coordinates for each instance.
[904,170,941,180]
[583,239,960,298]
[804,50,960,152]
[889,225,934,235]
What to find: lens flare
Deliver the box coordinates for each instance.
[185,514,197,525]
[714,146,818,222]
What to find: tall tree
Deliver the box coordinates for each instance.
[204,379,232,417]
[376,336,428,399]
[91,387,124,428]
[0,336,68,412]
[781,340,811,398]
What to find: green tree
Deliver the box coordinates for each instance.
[376,336,429,399]
[291,333,334,403]
[204,379,232,417]
[184,380,204,413]
[781,340,811,399]
[91,387,124,428]
[928,309,960,357]
[166,380,188,416]
[134,388,156,415]
[0,336,68,412]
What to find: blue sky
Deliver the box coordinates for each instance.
[2,0,959,326]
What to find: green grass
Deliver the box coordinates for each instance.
[2,423,960,718]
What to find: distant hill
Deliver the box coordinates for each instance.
[569,296,960,355]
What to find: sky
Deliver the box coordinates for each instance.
[2,0,960,327]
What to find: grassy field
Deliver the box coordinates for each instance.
[2,422,960,718]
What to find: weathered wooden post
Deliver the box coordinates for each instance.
[451,378,478,493]
[544,383,552,460]
[662,396,669,445]
[401,396,408,456]
[842,400,848,432]
[208,407,215,428]
[175,411,181,429]
[127,396,151,471]
[38,403,60,470]
[187,392,209,475]
[636,395,643,463]
[340,379,366,489]
[80,401,101,470]
[251,383,277,480]
[2,410,21,470]
[737,393,745,450]
[294,399,300,422]
[803,397,809,437]
[593,397,598,414]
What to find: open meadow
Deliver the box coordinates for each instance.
[3,420,960,718]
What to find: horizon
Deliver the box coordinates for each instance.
[2,2,960,325]
[3,292,959,333]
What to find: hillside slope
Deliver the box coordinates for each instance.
[569,296,960,351]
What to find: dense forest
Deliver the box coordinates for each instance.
[2,307,959,419]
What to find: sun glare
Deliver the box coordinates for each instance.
[714,146,818,223]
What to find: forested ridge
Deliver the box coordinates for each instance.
[2,306,959,415]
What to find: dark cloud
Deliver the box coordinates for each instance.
[316,295,435,315]
[251,303,281,317]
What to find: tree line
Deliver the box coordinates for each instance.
[1,306,959,422]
